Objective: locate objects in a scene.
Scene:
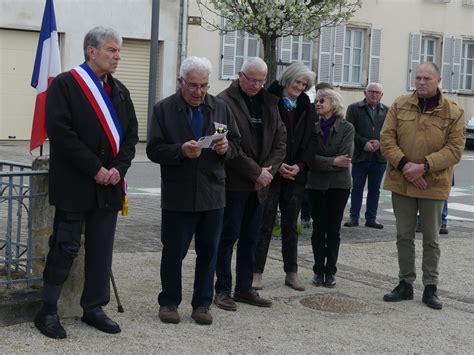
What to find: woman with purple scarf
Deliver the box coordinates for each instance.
[304,88,354,287]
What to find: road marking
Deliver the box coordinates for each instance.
[449,202,474,213]
[383,208,474,221]
[128,187,161,195]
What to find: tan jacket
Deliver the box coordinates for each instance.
[380,91,465,200]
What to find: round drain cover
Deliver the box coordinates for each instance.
[300,294,368,314]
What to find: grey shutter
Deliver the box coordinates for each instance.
[441,36,454,91]
[221,19,237,80]
[452,37,463,91]
[333,24,345,85]
[278,36,292,77]
[407,33,421,90]
[318,26,333,83]
[369,28,382,84]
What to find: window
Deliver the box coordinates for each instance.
[460,41,474,91]
[221,28,261,79]
[277,35,313,76]
[421,37,437,63]
[318,24,381,87]
[407,33,442,90]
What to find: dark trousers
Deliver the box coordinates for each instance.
[42,207,117,311]
[349,161,386,221]
[158,208,223,309]
[254,178,305,273]
[215,191,264,294]
[308,189,350,276]
[300,189,312,221]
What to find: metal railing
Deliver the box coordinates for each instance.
[0,161,48,288]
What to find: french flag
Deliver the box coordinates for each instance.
[30,0,61,152]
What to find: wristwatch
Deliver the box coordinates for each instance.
[423,160,430,174]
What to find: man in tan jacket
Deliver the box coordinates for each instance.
[380,62,465,310]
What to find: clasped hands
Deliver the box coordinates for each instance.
[279,163,300,181]
[364,139,381,152]
[94,167,121,186]
[402,162,427,190]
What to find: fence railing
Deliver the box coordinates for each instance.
[0,161,48,289]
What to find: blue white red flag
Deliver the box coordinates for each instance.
[30,0,61,152]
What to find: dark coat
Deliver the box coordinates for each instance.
[146,90,241,212]
[218,80,287,203]
[267,81,317,184]
[346,99,388,164]
[46,71,139,211]
[305,118,355,190]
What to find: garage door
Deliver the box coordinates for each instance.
[0,29,38,140]
[115,38,161,141]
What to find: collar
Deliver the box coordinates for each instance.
[175,89,215,112]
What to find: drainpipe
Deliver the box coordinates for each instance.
[147,0,160,130]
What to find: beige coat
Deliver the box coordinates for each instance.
[381,91,465,200]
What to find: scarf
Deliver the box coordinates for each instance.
[320,115,337,143]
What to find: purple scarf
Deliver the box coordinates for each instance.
[320,115,337,143]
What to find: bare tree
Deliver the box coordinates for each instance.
[197,0,361,84]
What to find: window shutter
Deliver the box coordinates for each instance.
[277,36,293,77]
[317,26,333,84]
[441,36,454,91]
[407,33,421,90]
[452,37,463,91]
[221,25,237,80]
[333,24,346,85]
[369,28,382,84]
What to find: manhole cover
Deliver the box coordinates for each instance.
[300,294,368,314]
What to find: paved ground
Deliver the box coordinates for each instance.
[1,141,473,353]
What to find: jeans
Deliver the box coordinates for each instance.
[215,191,264,294]
[349,161,386,222]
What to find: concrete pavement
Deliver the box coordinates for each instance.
[1,141,473,353]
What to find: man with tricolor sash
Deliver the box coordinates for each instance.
[34,27,138,339]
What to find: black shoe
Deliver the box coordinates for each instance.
[312,274,324,286]
[233,290,272,307]
[383,280,414,302]
[416,224,422,233]
[324,274,336,288]
[365,220,384,229]
[344,219,359,227]
[422,285,443,310]
[82,307,121,334]
[439,224,448,235]
[34,312,67,339]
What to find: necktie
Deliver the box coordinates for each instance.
[191,107,203,139]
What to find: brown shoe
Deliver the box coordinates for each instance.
[158,306,180,324]
[233,290,272,307]
[252,273,263,290]
[285,272,305,291]
[191,307,213,325]
[214,292,237,311]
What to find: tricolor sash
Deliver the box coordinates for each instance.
[70,63,128,215]
[70,62,122,157]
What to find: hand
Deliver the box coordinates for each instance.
[411,176,427,190]
[105,167,121,186]
[364,141,374,152]
[94,167,109,185]
[402,162,424,182]
[369,140,381,151]
[212,136,228,155]
[333,154,351,168]
[255,166,273,189]
[181,140,202,159]
[278,163,300,180]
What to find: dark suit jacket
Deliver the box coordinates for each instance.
[46,70,138,211]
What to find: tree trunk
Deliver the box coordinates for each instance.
[262,35,277,87]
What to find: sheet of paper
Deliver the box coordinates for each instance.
[197,132,227,148]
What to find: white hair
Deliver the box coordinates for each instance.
[241,57,267,74]
[179,56,212,79]
[366,82,383,92]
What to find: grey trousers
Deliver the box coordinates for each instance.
[392,192,444,286]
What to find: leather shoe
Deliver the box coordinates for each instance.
[82,308,121,334]
[324,274,336,287]
[422,285,443,310]
[34,312,67,339]
[439,224,448,235]
[159,306,180,323]
[365,220,384,229]
[214,293,237,311]
[191,307,213,325]
[344,219,359,227]
[383,280,413,302]
[312,274,324,286]
[233,290,272,307]
[285,272,305,291]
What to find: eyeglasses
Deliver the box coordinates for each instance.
[315,98,326,104]
[367,90,382,95]
[181,78,210,92]
[240,72,266,87]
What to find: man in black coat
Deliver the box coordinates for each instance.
[147,56,240,325]
[343,83,388,229]
[34,27,138,339]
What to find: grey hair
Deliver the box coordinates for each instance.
[278,62,316,91]
[83,26,122,61]
[241,57,267,74]
[418,62,441,76]
[179,56,212,79]
[366,82,383,92]
[316,88,346,119]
